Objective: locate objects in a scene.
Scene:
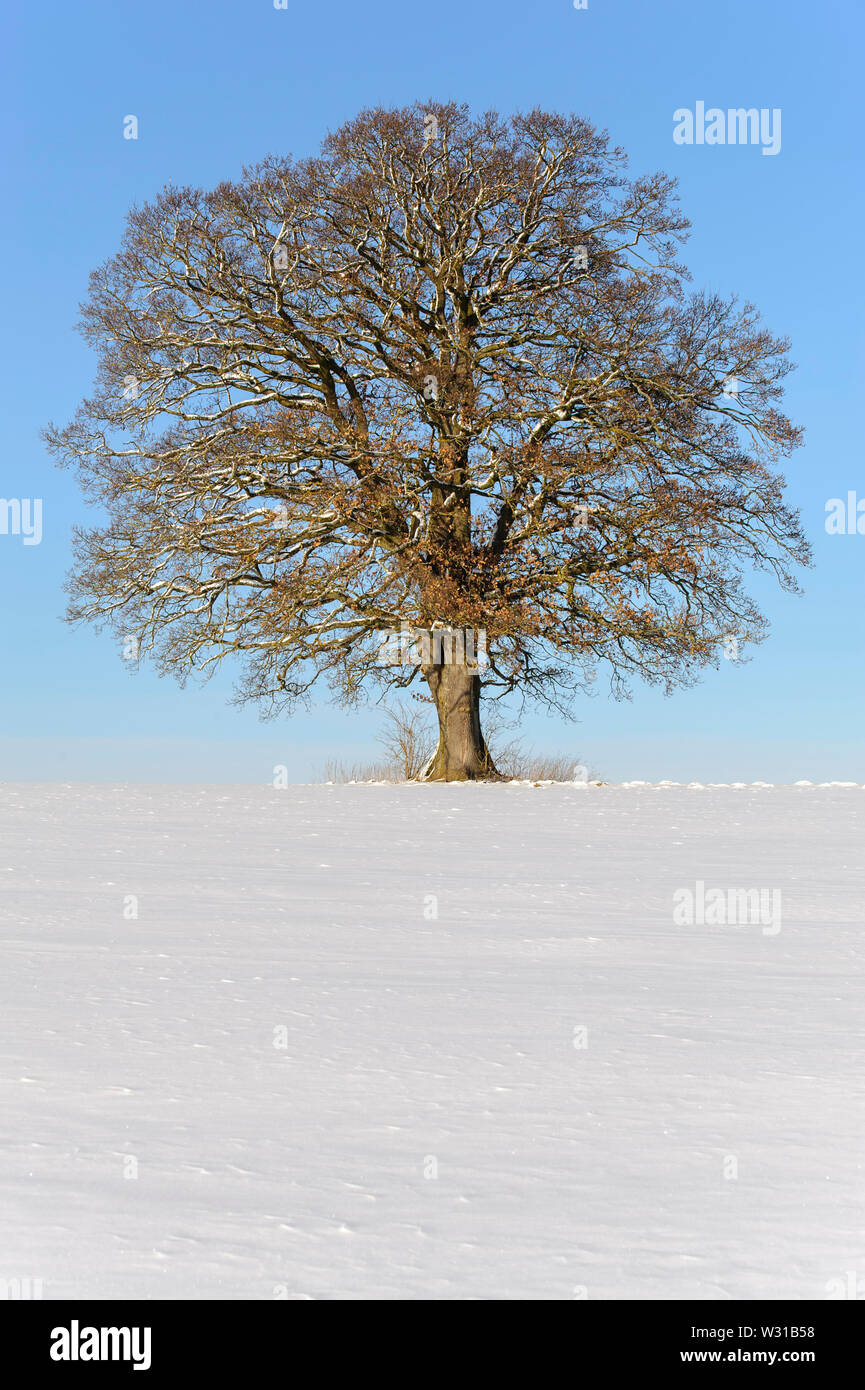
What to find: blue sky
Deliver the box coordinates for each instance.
[1,0,862,783]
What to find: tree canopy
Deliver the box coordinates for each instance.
[46,101,808,778]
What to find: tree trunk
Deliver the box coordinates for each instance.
[421,661,498,781]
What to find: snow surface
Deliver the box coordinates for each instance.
[1,782,862,1301]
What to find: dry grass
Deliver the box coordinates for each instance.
[323,758,392,784]
[322,701,599,783]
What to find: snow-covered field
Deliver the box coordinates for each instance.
[1,781,862,1301]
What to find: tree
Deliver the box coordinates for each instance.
[46,102,808,781]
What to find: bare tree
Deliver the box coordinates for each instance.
[378,702,435,781]
[46,102,808,780]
